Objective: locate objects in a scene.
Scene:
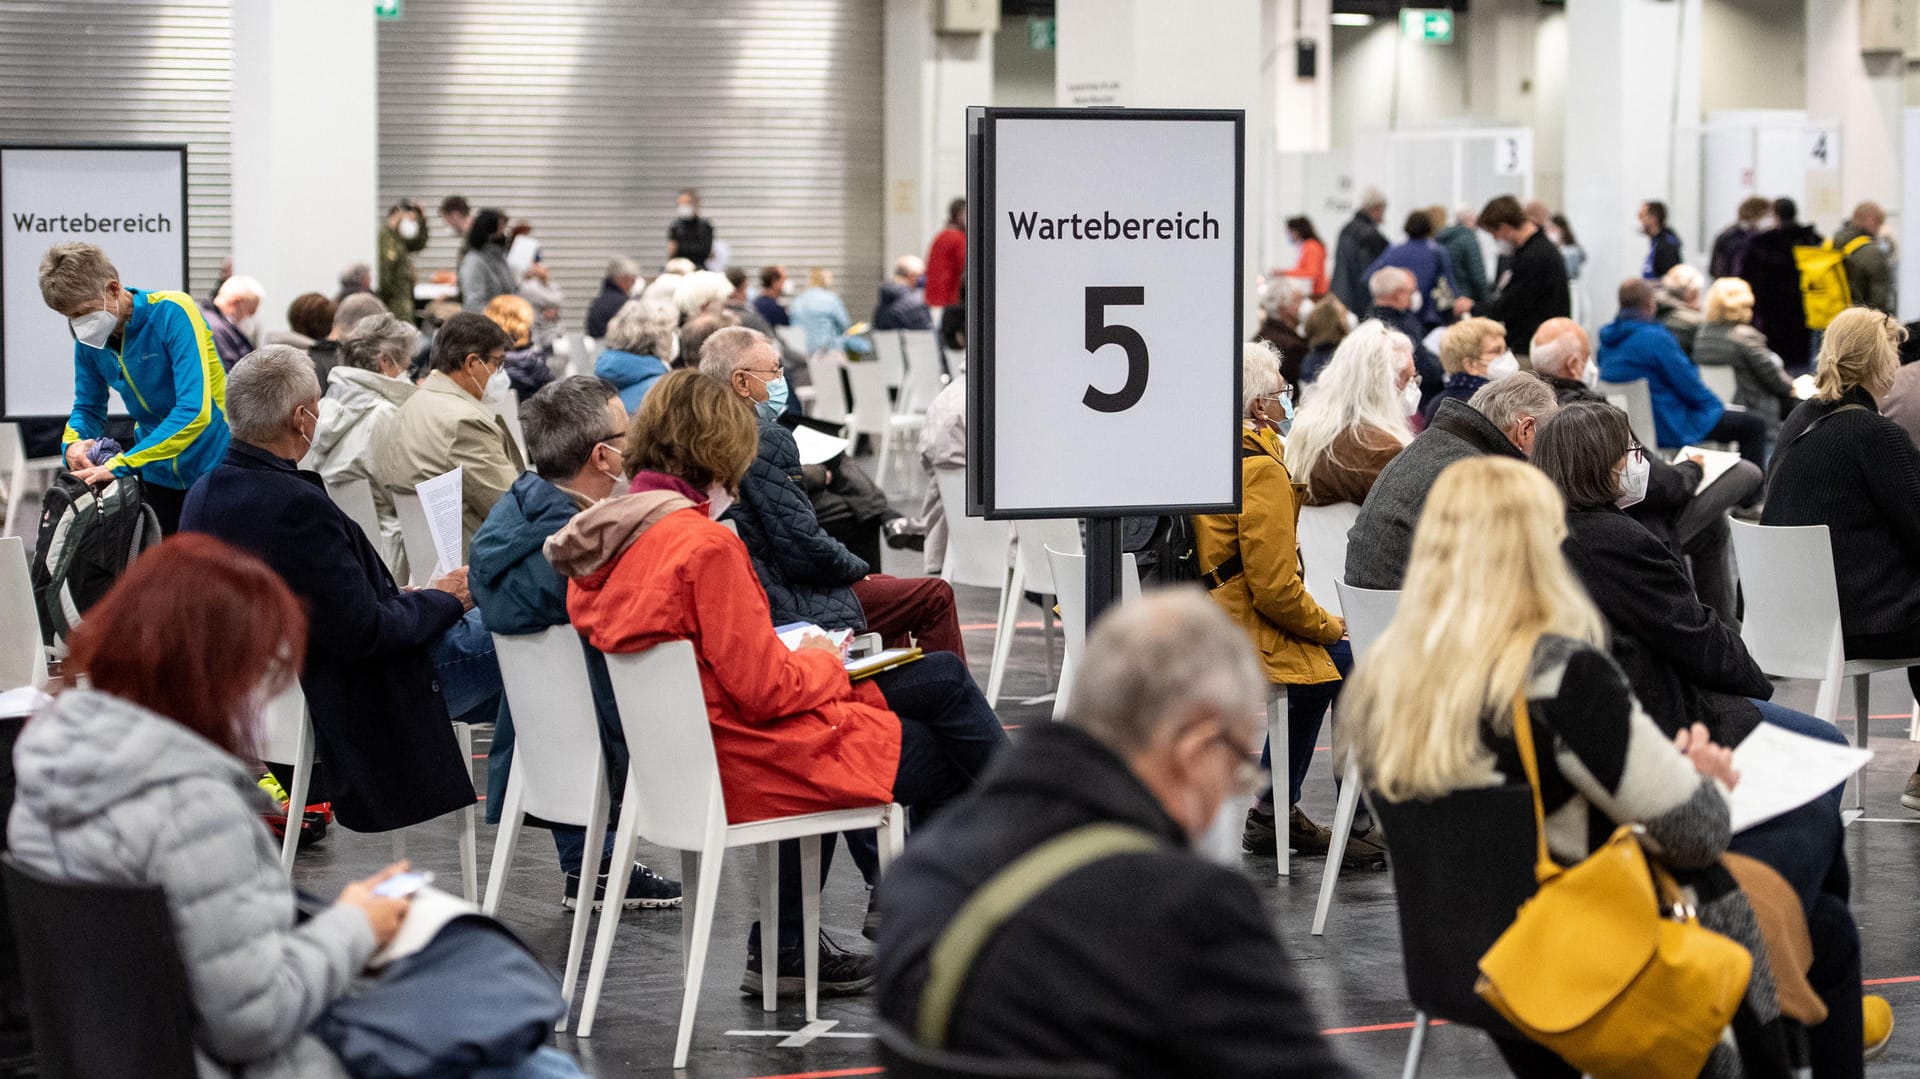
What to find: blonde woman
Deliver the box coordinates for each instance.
[1285,319,1415,506]
[1694,277,1796,439]
[483,293,554,399]
[1422,316,1509,425]
[1340,458,1815,1079]
[1764,307,1920,817]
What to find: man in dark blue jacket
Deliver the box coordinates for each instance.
[468,375,680,911]
[584,257,639,340]
[871,256,933,331]
[180,346,485,833]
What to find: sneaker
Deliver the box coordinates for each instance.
[1241,806,1279,856]
[883,517,926,551]
[1865,993,1894,1061]
[1288,805,1332,856]
[562,863,683,911]
[740,931,875,998]
[1903,772,1920,813]
[1341,824,1390,870]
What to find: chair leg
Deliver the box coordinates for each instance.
[985,558,1025,706]
[1852,675,1870,817]
[802,834,822,1022]
[1051,651,1075,722]
[1401,1011,1430,1079]
[481,761,525,915]
[877,804,907,875]
[277,717,314,875]
[1041,600,1056,684]
[671,844,726,1069]
[1910,701,1920,743]
[1268,687,1288,879]
[454,722,478,904]
[556,769,610,1031]
[578,784,648,1038]
[1313,754,1362,936]
[758,844,780,1013]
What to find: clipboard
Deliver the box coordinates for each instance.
[846,647,923,681]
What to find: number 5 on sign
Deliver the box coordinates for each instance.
[1083,287,1147,412]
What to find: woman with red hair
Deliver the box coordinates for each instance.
[6,536,586,1079]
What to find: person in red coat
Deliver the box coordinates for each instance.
[548,368,1007,998]
[925,198,967,350]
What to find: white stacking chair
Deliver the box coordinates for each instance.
[485,628,612,1029]
[1728,520,1920,824]
[984,519,1079,707]
[577,641,906,1065]
[0,537,48,692]
[261,682,480,894]
[580,335,604,371]
[773,325,807,358]
[933,470,1011,591]
[1595,378,1660,452]
[870,330,907,392]
[324,475,393,572]
[390,489,440,588]
[898,331,949,415]
[1318,580,1403,933]
[0,424,63,539]
[1296,503,1360,620]
[842,358,919,486]
[1696,363,1737,403]
[804,351,849,424]
[494,390,528,460]
[1042,546,1141,724]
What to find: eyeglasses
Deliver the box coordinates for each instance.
[1207,726,1265,796]
[597,439,625,457]
[1257,390,1292,411]
[1626,444,1646,464]
[743,367,783,381]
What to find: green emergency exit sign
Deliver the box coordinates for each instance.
[374,0,402,20]
[1400,8,1453,43]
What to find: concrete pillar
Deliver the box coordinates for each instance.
[1806,0,1903,224]
[1563,0,1700,311]
[884,0,994,270]
[230,1,377,337]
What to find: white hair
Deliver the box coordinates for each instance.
[674,270,734,318]
[893,254,926,281]
[1528,330,1587,379]
[1242,340,1281,413]
[605,256,641,281]
[605,298,679,357]
[227,345,319,442]
[1359,187,1387,211]
[1067,589,1265,755]
[1264,275,1309,316]
[1368,266,1412,301]
[215,274,263,304]
[1469,371,1559,432]
[1285,320,1415,488]
[641,272,683,305]
[1661,262,1704,301]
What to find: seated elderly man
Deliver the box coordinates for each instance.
[1346,373,1560,589]
[876,591,1356,1078]
[181,345,499,834]
[206,273,263,369]
[1252,276,1310,386]
[872,255,933,332]
[378,311,526,554]
[1531,317,1760,622]
[701,327,966,659]
[1657,263,1706,355]
[468,375,681,910]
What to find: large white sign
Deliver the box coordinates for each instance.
[1,145,188,417]
[974,109,1242,517]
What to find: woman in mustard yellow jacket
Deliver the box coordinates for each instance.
[1194,342,1383,868]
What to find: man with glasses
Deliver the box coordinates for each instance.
[467,375,683,912]
[874,591,1356,1078]
[378,312,526,553]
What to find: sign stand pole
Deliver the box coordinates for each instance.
[1084,516,1124,630]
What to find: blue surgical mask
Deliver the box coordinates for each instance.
[755,375,790,421]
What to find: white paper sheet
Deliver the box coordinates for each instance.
[1726,723,1873,833]
[776,623,852,652]
[368,886,478,969]
[1673,446,1744,496]
[791,425,851,467]
[414,468,464,579]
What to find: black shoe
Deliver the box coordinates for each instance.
[1341,824,1390,870]
[562,862,683,910]
[1242,806,1278,856]
[740,931,875,998]
[883,517,926,551]
[862,892,881,942]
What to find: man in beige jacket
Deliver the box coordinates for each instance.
[378,312,525,553]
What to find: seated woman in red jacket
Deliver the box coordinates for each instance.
[547,368,1007,998]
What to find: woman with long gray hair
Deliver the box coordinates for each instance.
[302,313,419,573]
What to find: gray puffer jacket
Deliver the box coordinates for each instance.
[8,690,373,1079]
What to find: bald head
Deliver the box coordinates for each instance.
[1529,318,1590,380]
[1851,201,1886,234]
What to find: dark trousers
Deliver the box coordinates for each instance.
[1705,408,1770,480]
[144,482,187,535]
[850,574,967,662]
[1670,460,1763,619]
[1258,639,1353,809]
[755,651,1006,953]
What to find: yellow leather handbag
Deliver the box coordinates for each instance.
[1475,694,1752,1079]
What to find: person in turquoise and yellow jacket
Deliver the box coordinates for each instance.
[38,242,230,532]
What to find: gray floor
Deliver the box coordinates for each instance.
[14,461,1920,1079]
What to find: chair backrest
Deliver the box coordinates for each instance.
[1595,378,1659,449]
[1372,785,1539,1033]
[1296,503,1360,620]
[843,356,895,437]
[773,324,807,358]
[0,537,46,691]
[1046,545,1141,675]
[878,1023,1120,1079]
[934,470,1011,590]
[600,640,722,852]
[257,682,308,766]
[804,351,849,423]
[494,390,528,459]
[2,855,199,1079]
[389,489,439,588]
[899,330,948,414]
[1332,579,1402,659]
[580,335,604,366]
[1727,519,1844,680]
[491,627,609,826]
[0,423,22,477]
[325,476,383,552]
[1012,519,1081,597]
[871,329,908,391]
[1696,363,1736,403]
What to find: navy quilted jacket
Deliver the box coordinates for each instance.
[725,420,870,630]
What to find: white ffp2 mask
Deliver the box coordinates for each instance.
[70,309,117,350]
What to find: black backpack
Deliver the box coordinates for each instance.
[1122,515,1200,586]
[29,474,162,647]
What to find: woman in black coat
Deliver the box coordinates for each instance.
[1763,307,1920,811]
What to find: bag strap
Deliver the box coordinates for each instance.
[916,822,1159,1049]
[1786,402,1869,452]
[1202,444,1283,589]
[1506,690,1561,881]
[1840,235,1873,258]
